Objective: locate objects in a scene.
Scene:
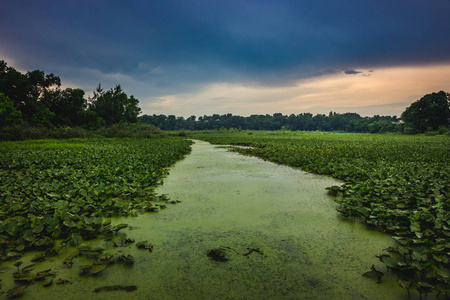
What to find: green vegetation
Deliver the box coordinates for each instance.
[0,60,141,130]
[193,131,450,297]
[0,138,192,261]
[402,91,450,134]
[0,123,165,141]
[140,112,401,133]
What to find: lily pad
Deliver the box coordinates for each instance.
[112,223,128,232]
[21,264,36,273]
[43,278,53,287]
[362,265,384,283]
[7,284,29,298]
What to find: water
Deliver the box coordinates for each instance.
[0,140,414,299]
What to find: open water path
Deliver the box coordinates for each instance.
[124,140,409,299]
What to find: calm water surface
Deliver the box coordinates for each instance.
[1,140,414,299]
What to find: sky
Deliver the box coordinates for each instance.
[1,0,450,117]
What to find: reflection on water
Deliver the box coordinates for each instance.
[0,140,414,299]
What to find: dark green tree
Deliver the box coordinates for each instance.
[401,91,450,133]
[88,84,142,126]
[42,88,87,126]
[0,60,61,125]
[0,93,22,126]
[0,61,29,110]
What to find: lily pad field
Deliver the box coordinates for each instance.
[0,138,192,297]
[192,131,450,297]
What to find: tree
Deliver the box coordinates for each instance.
[88,84,142,126]
[401,91,450,133]
[0,93,22,126]
[0,60,61,125]
[42,88,87,126]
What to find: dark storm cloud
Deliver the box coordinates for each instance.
[343,70,363,75]
[1,0,450,97]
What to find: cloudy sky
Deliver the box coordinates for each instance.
[1,0,449,117]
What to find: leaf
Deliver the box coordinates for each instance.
[33,224,44,234]
[380,256,399,268]
[7,284,29,298]
[21,264,36,273]
[90,264,108,275]
[410,222,421,233]
[136,241,149,248]
[113,223,128,232]
[31,252,46,262]
[362,265,384,283]
[392,236,409,246]
[63,220,77,228]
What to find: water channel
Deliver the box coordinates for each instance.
[1,140,414,299]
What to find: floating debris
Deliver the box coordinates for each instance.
[243,248,264,257]
[93,285,137,293]
[207,248,228,262]
[136,241,153,251]
[56,278,72,285]
[136,241,149,249]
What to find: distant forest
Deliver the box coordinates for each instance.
[140,90,449,134]
[140,113,400,133]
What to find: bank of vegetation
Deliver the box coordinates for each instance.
[0,138,192,261]
[194,131,450,297]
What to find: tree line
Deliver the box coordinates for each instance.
[140,91,449,134]
[140,112,400,133]
[0,60,141,128]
